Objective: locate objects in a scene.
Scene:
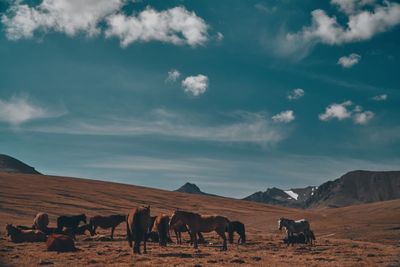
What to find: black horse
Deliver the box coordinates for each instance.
[57,214,86,232]
[228,221,246,244]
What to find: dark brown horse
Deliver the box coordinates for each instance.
[152,215,170,246]
[228,221,246,244]
[126,206,151,254]
[89,215,126,239]
[57,214,86,232]
[170,222,205,244]
[169,210,231,250]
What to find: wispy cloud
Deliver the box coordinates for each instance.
[371,94,388,101]
[337,53,361,68]
[166,69,181,83]
[287,88,304,100]
[0,94,65,125]
[272,110,295,123]
[29,109,287,146]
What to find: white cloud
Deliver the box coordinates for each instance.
[28,110,286,146]
[166,69,181,82]
[319,101,353,121]
[272,110,295,123]
[216,32,224,41]
[371,94,388,101]
[0,95,63,125]
[337,53,361,68]
[1,0,125,40]
[353,111,374,124]
[319,100,374,125]
[105,7,208,47]
[287,88,305,100]
[181,74,208,96]
[286,1,400,52]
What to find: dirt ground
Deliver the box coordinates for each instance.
[1,173,399,266]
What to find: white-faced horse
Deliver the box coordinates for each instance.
[278,217,312,244]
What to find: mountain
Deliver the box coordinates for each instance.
[244,170,400,208]
[243,186,317,208]
[306,170,400,208]
[0,154,41,174]
[175,182,208,195]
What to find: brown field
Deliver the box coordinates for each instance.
[0,172,399,266]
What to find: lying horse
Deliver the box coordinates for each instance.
[126,206,151,254]
[228,221,246,244]
[6,224,46,243]
[170,210,231,250]
[33,212,49,232]
[57,214,86,232]
[63,224,93,238]
[89,214,126,239]
[278,217,311,243]
[170,222,205,244]
[46,234,76,252]
[152,215,170,246]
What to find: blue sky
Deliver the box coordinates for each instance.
[0,0,399,198]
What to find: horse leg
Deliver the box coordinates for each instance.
[110,226,115,239]
[143,232,147,254]
[191,232,198,249]
[216,229,227,251]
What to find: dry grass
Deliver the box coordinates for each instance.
[1,172,399,266]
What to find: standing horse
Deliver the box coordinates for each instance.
[227,221,246,244]
[126,206,151,254]
[33,212,49,232]
[6,224,46,243]
[57,214,86,232]
[169,210,231,250]
[89,214,126,239]
[278,217,311,243]
[152,215,170,246]
[170,222,205,244]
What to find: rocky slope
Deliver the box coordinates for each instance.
[0,154,41,174]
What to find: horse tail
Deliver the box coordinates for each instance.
[227,221,234,244]
[242,224,246,243]
[133,211,142,244]
[56,217,62,231]
[160,219,167,246]
[126,216,132,248]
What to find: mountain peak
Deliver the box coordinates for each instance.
[0,154,41,175]
[175,182,206,195]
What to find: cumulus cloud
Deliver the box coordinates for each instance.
[371,94,388,101]
[287,88,305,100]
[319,101,353,121]
[353,111,374,124]
[1,1,209,47]
[272,110,295,123]
[181,74,209,96]
[285,1,400,54]
[337,53,361,68]
[319,100,374,124]
[1,0,125,40]
[0,95,63,125]
[105,7,208,47]
[166,69,181,82]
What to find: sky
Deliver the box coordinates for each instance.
[0,0,399,198]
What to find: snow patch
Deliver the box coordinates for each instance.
[284,190,299,200]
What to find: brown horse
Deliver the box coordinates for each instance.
[169,210,231,250]
[228,221,246,244]
[33,212,49,232]
[89,215,126,239]
[46,234,76,252]
[170,222,205,245]
[152,215,170,246]
[6,224,46,243]
[126,206,151,254]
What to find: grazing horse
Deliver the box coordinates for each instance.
[228,221,246,244]
[170,222,205,244]
[6,224,46,243]
[126,206,151,254]
[283,233,307,246]
[152,215,170,246]
[33,212,49,232]
[57,214,86,232]
[278,217,311,243]
[305,230,316,245]
[169,210,231,250]
[89,215,126,239]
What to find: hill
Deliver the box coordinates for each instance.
[175,182,208,195]
[0,154,41,174]
[0,172,399,266]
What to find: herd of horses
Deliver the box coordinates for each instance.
[5,206,315,254]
